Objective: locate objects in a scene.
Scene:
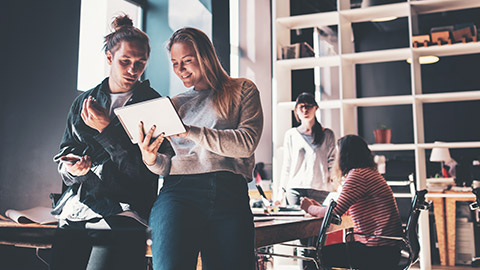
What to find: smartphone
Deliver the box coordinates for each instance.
[60,155,81,165]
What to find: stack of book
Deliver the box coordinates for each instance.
[426,177,455,192]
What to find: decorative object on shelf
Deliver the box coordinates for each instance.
[373,125,391,144]
[374,155,386,174]
[430,142,452,178]
[281,42,314,60]
[412,34,430,48]
[452,23,477,43]
[413,23,478,48]
[431,29,453,46]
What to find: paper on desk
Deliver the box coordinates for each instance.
[5,206,58,225]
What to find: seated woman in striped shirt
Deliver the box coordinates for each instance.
[300,134,402,270]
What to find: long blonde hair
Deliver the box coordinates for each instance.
[167,27,240,119]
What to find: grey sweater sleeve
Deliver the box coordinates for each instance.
[185,82,263,158]
[146,151,173,176]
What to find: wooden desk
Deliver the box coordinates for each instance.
[426,190,476,266]
[0,220,56,249]
[1,216,346,270]
[255,216,322,248]
[0,218,321,249]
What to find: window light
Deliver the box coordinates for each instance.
[371,16,397,23]
[406,56,439,65]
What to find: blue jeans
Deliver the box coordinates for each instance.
[149,171,255,270]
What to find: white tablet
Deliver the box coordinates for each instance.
[114,96,186,144]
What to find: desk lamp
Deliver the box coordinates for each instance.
[430,142,451,178]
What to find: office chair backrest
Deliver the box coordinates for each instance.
[315,199,339,251]
[474,187,480,205]
[404,189,428,265]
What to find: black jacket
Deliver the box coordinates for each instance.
[53,78,173,220]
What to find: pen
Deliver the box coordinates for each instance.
[256,184,271,207]
[282,187,289,205]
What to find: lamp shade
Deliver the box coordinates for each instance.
[430,143,451,162]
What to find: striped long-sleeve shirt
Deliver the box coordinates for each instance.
[308,167,402,246]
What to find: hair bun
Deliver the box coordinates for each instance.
[111,15,133,31]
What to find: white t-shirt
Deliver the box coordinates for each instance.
[109,90,134,119]
[279,127,337,192]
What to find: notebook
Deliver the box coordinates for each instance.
[114,97,186,144]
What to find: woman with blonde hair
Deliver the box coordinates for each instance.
[139,27,263,270]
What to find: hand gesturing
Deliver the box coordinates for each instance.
[81,96,110,133]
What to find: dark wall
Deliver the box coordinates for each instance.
[212,0,230,74]
[2,1,81,215]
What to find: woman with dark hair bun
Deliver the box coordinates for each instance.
[51,15,173,270]
[300,135,402,269]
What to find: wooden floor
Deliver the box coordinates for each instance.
[267,262,476,270]
[411,265,475,269]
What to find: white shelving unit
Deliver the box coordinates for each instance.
[272,1,480,269]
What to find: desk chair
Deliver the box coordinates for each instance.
[256,199,341,270]
[471,187,480,266]
[472,187,480,210]
[342,189,430,270]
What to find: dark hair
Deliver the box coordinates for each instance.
[336,135,376,176]
[103,15,150,57]
[166,27,239,119]
[294,92,324,145]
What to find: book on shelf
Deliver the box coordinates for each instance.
[281,42,314,60]
[4,206,58,225]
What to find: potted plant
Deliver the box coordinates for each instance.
[374,125,391,144]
